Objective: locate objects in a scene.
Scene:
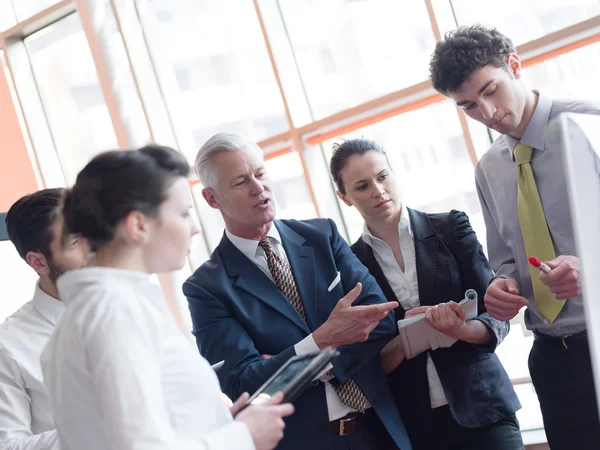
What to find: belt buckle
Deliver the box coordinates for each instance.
[562,334,573,350]
[339,417,352,436]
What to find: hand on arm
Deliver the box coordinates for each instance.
[424,302,491,344]
[404,306,432,319]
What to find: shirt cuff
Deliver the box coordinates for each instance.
[489,274,510,285]
[294,334,334,382]
[294,334,320,355]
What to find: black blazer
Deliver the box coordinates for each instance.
[351,209,520,445]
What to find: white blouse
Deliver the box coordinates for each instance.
[362,207,448,409]
[41,267,254,450]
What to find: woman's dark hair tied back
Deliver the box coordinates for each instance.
[329,138,387,195]
[63,145,189,249]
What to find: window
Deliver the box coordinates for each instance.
[24,13,118,185]
[264,151,317,220]
[190,181,226,256]
[174,53,234,91]
[0,1,17,31]
[449,0,600,45]
[138,0,289,164]
[10,0,62,22]
[322,101,485,247]
[524,41,600,101]
[276,0,437,119]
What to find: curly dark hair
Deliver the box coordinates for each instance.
[429,25,515,95]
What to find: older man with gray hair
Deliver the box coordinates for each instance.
[183,132,412,450]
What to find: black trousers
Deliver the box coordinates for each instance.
[529,331,600,450]
[407,405,523,450]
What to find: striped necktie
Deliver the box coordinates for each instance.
[259,237,370,412]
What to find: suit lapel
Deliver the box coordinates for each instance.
[217,231,311,334]
[274,221,319,331]
[353,237,406,318]
[408,208,440,307]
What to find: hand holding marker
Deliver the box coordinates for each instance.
[528,256,551,274]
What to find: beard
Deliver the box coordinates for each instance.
[47,259,69,284]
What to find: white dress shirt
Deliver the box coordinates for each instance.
[0,283,61,450]
[41,267,254,450]
[226,225,355,421]
[362,207,448,408]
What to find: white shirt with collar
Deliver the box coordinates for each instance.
[0,283,62,450]
[362,207,448,409]
[41,267,254,450]
[226,224,355,421]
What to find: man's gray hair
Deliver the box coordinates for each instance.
[195,132,264,189]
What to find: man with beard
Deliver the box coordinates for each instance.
[0,188,91,450]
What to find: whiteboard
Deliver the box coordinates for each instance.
[557,113,600,413]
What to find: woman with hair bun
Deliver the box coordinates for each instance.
[329,138,523,450]
[41,145,293,450]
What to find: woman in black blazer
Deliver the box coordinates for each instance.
[329,138,523,450]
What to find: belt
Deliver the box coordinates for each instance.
[329,411,370,436]
[533,330,588,351]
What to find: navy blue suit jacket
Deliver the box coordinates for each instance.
[352,209,520,447]
[183,218,412,450]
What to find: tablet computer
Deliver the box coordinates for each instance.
[242,347,340,410]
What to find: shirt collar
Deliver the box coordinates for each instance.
[362,205,413,247]
[505,90,553,160]
[33,282,65,325]
[225,222,282,261]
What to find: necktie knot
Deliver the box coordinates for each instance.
[514,143,533,166]
[259,237,273,255]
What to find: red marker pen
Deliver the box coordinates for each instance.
[528,257,551,274]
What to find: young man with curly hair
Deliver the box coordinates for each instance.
[429,24,600,449]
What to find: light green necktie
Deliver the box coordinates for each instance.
[515,143,564,322]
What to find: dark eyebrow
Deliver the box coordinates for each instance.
[456,80,495,106]
[478,79,495,95]
[352,169,387,186]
